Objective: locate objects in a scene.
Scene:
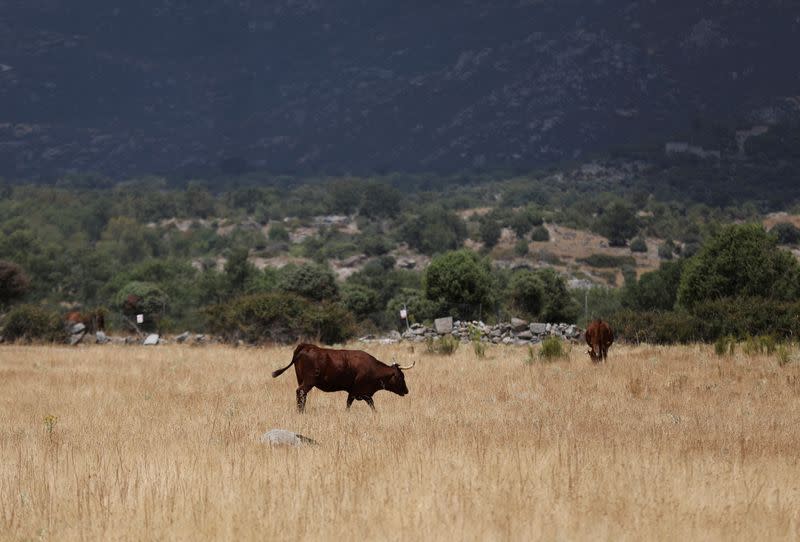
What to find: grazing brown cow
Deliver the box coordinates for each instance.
[271,343,415,412]
[585,319,614,363]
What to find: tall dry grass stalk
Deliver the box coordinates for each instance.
[1,343,799,541]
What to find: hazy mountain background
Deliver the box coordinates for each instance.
[1,0,799,179]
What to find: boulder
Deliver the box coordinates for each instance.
[68,332,85,346]
[143,334,160,346]
[434,317,454,335]
[175,331,190,343]
[517,330,533,340]
[530,323,547,334]
[70,323,86,335]
[510,317,528,331]
[261,429,318,447]
[95,331,109,344]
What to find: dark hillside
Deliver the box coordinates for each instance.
[1,1,799,178]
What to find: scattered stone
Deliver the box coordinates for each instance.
[434,316,454,335]
[175,331,190,343]
[260,429,318,447]
[143,334,160,346]
[95,331,109,344]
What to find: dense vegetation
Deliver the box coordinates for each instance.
[2,139,800,344]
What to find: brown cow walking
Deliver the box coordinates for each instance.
[271,343,415,412]
[585,319,614,363]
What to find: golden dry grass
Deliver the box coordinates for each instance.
[1,342,800,541]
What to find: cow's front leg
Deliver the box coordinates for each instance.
[363,396,376,411]
[346,394,355,409]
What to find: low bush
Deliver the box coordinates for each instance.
[205,292,355,345]
[538,336,566,361]
[579,254,637,269]
[629,237,648,253]
[742,335,777,356]
[425,335,460,355]
[713,335,736,356]
[530,225,550,242]
[1,304,65,343]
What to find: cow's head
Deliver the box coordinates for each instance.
[386,359,415,396]
[587,347,600,363]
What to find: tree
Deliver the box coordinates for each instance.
[478,217,502,248]
[398,205,467,255]
[677,224,800,309]
[771,222,800,245]
[278,263,339,301]
[629,236,647,253]
[224,247,256,296]
[595,202,638,247]
[509,207,543,238]
[341,283,380,320]
[359,182,402,219]
[535,268,579,323]
[423,250,493,320]
[0,260,30,307]
[623,260,685,311]
[268,223,290,242]
[508,270,544,318]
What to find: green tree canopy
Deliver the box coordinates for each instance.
[278,263,339,301]
[623,260,685,311]
[677,224,800,309]
[535,268,580,323]
[0,260,30,307]
[508,270,544,318]
[423,250,493,320]
[595,202,639,247]
[398,205,467,255]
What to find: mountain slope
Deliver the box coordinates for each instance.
[1,0,799,178]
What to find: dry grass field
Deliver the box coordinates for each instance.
[1,342,800,541]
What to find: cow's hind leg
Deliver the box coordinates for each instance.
[346,394,355,409]
[296,386,312,413]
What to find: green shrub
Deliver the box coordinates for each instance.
[629,237,647,253]
[771,222,800,245]
[538,336,566,361]
[777,345,792,366]
[514,238,529,257]
[742,335,777,356]
[609,309,701,344]
[530,225,550,242]
[658,240,676,260]
[1,304,65,343]
[579,254,637,268]
[267,223,289,243]
[204,292,355,345]
[425,335,460,355]
[713,335,736,357]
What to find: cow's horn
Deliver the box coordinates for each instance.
[397,360,416,371]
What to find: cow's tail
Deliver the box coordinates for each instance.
[271,343,311,378]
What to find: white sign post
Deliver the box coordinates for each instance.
[400,304,411,332]
[136,314,144,324]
